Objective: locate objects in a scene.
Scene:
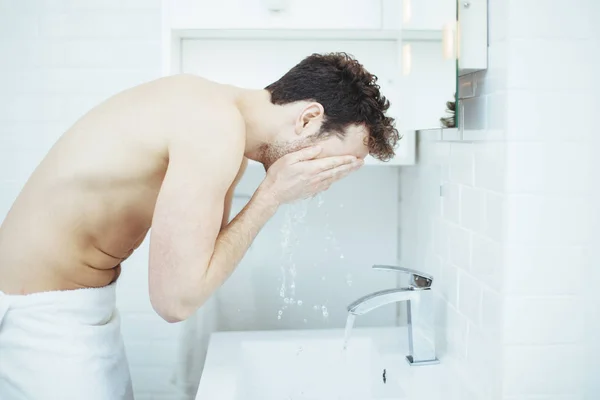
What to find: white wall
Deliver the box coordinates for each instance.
[587,5,600,399]
[399,0,599,399]
[399,132,505,399]
[0,1,401,398]
[0,2,167,398]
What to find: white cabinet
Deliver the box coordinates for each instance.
[166,0,382,30]
[457,0,488,75]
[179,33,414,166]
[400,0,456,31]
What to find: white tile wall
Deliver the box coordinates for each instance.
[439,261,459,307]
[399,133,506,399]
[460,186,486,233]
[503,296,585,345]
[503,344,585,397]
[484,192,506,241]
[487,0,507,43]
[480,288,502,339]
[447,224,472,271]
[506,142,590,194]
[505,90,593,142]
[442,183,461,224]
[470,233,503,291]
[457,272,482,325]
[473,142,506,192]
[507,39,593,91]
[586,11,600,399]
[449,144,475,185]
[506,195,590,245]
[504,245,587,296]
[400,1,598,399]
[507,0,593,40]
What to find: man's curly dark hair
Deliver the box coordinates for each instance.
[265,52,400,161]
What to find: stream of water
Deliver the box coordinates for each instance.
[277,195,351,324]
[342,313,356,350]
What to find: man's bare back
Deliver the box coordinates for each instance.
[0,75,244,294]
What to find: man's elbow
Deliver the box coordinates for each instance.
[151,296,197,323]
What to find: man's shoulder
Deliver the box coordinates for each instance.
[169,77,244,129]
[190,101,245,147]
[167,99,245,169]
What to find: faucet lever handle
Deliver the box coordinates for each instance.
[372,265,434,289]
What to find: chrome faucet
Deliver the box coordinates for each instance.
[347,265,439,366]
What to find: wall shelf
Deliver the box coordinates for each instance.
[173,29,443,42]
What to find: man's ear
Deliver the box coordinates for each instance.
[295,102,324,135]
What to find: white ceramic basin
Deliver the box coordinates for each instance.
[234,337,379,400]
[196,328,465,400]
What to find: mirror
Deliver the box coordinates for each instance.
[397,0,459,131]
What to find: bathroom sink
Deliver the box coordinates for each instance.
[195,328,458,400]
[233,337,379,400]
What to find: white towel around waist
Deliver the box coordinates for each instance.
[0,283,134,400]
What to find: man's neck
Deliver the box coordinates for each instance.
[235,89,280,163]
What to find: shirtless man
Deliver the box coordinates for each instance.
[0,53,398,399]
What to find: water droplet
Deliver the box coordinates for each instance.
[321,276,326,281]
[284,298,290,304]
[297,300,303,306]
[340,254,345,259]
[313,305,319,311]
[278,316,282,320]
[340,203,344,208]
[278,310,283,316]
[317,196,325,207]
[290,283,295,290]
[296,346,303,355]
[303,319,308,323]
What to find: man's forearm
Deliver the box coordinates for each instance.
[191,187,278,309]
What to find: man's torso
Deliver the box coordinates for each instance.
[0,75,243,294]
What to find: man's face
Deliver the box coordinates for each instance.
[262,125,369,170]
[261,103,369,170]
